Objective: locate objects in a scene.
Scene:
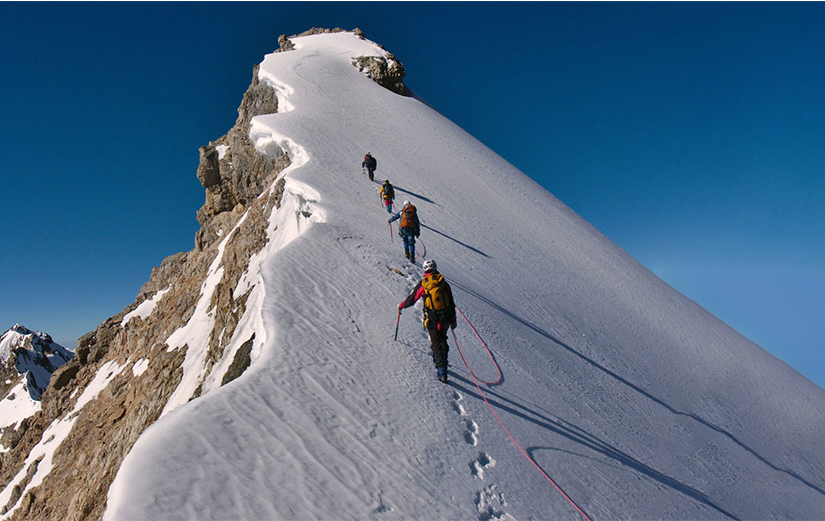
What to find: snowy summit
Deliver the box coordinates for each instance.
[4,29,825,521]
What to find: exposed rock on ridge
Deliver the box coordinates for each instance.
[280,27,408,95]
[352,54,408,95]
[195,61,288,250]
[0,28,405,521]
[0,52,290,520]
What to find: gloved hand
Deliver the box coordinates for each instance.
[415,229,420,238]
[398,303,404,310]
[388,218,392,224]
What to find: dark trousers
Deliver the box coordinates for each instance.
[427,317,450,369]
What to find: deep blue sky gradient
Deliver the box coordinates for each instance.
[1,3,823,388]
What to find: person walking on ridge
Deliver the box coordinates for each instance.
[380,179,395,213]
[388,200,419,262]
[398,259,457,383]
[362,152,377,182]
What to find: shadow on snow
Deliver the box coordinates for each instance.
[421,223,490,259]
[448,372,740,520]
[446,278,825,512]
[391,185,438,206]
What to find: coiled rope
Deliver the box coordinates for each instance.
[452,306,593,521]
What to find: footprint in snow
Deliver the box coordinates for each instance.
[470,452,495,480]
[464,419,479,446]
[451,390,468,416]
[475,484,514,521]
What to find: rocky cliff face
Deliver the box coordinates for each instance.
[0,29,404,521]
[0,76,286,519]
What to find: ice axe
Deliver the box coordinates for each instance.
[394,308,401,341]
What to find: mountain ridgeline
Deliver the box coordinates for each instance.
[0,29,364,520]
[2,28,825,521]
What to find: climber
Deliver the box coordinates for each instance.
[380,179,395,213]
[388,200,419,262]
[362,152,377,182]
[398,259,457,383]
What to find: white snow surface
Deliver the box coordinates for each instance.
[104,33,825,520]
[0,379,40,445]
[122,287,171,327]
[131,358,150,378]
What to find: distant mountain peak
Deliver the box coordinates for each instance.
[0,324,73,400]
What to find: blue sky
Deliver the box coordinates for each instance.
[1,3,823,388]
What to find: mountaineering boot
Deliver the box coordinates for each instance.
[437,366,448,383]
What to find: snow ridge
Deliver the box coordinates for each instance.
[103,31,825,521]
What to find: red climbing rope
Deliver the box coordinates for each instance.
[452,310,593,521]
[452,306,502,385]
[417,238,426,259]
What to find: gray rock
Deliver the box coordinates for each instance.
[277,34,295,52]
[221,334,255,386]
[49,363,79,391]
[196,145,221,189]
[352,53,408,95]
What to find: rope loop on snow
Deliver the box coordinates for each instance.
[452,308,593,521]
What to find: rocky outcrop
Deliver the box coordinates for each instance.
[352,54,408,95]
[0,52,291,521]
[0,28,406,521]
[195,61,288,250]
[221,333,255,386]
[279,27,408,95]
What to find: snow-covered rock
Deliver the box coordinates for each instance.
[0,325,72,464]
[0,324,72,401]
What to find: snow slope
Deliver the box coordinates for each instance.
[104,32,825,520]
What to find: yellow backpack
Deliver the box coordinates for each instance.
[421,273,450,312]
